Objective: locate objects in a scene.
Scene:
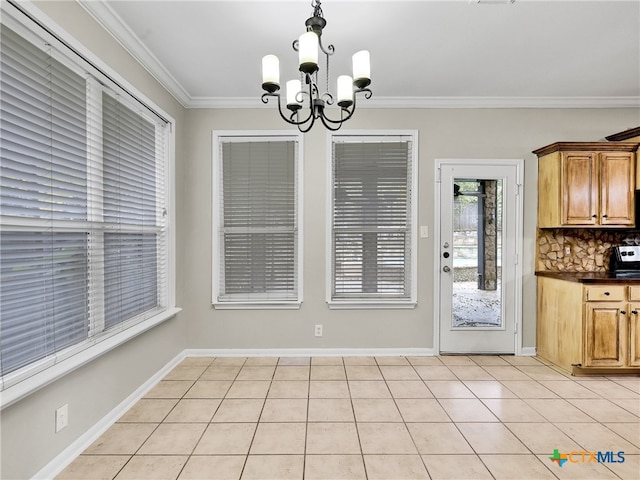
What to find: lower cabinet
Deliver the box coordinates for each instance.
[584,301,627,367]
[629,287,640,367]
[537,277,640,373]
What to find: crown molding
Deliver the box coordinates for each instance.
[364,96,640,109]
[189,95,640,109]
[77,0,191,108]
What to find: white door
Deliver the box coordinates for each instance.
[437,160,523,354]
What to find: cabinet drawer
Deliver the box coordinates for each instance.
[629,286,640,301]
[585,285,625,301]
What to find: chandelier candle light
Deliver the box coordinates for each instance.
[261,0,372,132]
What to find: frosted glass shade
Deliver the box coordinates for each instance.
[337,75,353,106]
[262,55,280,85]
[352,50,371,88]
[298,32,319,73]
[286,79,302,106]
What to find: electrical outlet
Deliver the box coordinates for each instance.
[314,324,323,337]
[55,404,68,433]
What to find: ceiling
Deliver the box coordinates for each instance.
[78,0,640,109]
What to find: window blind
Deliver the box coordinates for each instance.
[331,138,413,299]
[217,139,298,303]
[0,20,169,385]
[0,26,87,221]
[0,232,89,375]
[102,93,166,328]
[0,25,89,376]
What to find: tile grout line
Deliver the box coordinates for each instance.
[302,358,313,480]
[400,356,441,479]
[237,356,268,480]
[346,356,371,480]
[173,359,218,480]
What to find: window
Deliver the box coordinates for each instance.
[329,132,417,307]
[213,133,302,308]
[0,7,174,399]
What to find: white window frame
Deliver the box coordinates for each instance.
[0,2,178,408]
[212,131,304,309]
[326,130,418,309]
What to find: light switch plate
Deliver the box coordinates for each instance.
[420,226,429,238]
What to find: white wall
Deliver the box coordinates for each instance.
[0,2,188,479]
[182,107,639,351]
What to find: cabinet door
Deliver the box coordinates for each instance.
[584,302,627,367]
[599,152,635,226]
[629,304,640,367]
[562,152,598,225]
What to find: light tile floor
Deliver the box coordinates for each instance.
[56,356,640,480]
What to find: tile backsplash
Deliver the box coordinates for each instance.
[536,229,638,272]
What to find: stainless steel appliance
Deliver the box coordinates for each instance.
[610,245,640,277]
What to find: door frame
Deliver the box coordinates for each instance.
[433,159,525,355]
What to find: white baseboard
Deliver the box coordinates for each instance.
[33,351,186,480]
[520,347,537,356]
[183,347,437,357]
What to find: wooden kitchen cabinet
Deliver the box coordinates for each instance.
[584,301,627,367]
[628,286,640,366]
[534,142,639,228]
[537,276,640,373]
[606,126,640,143]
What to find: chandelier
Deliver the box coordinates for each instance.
[261,0,372,132]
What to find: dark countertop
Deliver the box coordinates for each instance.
[535,271,640,283]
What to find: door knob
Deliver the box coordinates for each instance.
[443,266,451,272]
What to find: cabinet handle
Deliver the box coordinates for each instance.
[632,310,638,315]
[602,214,608,218]
[621,311,627,315]
[604,291,610,296]
[592,214,597,218]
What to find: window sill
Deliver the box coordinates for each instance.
[327,300,417,310]
[213,302,302,310]
[0,307,181,410]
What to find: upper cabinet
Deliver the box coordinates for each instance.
[534,142,640,228]
[606,126,640,143]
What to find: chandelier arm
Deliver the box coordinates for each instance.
[319,111,347,131]
[358,87,373,100]
[297,115,316,133]
[316,88,372,127]
[321,91,334,106]
[262,92,316,128]
[319,106,353,127]
[318,38,335,57]
[288,103,315,127]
